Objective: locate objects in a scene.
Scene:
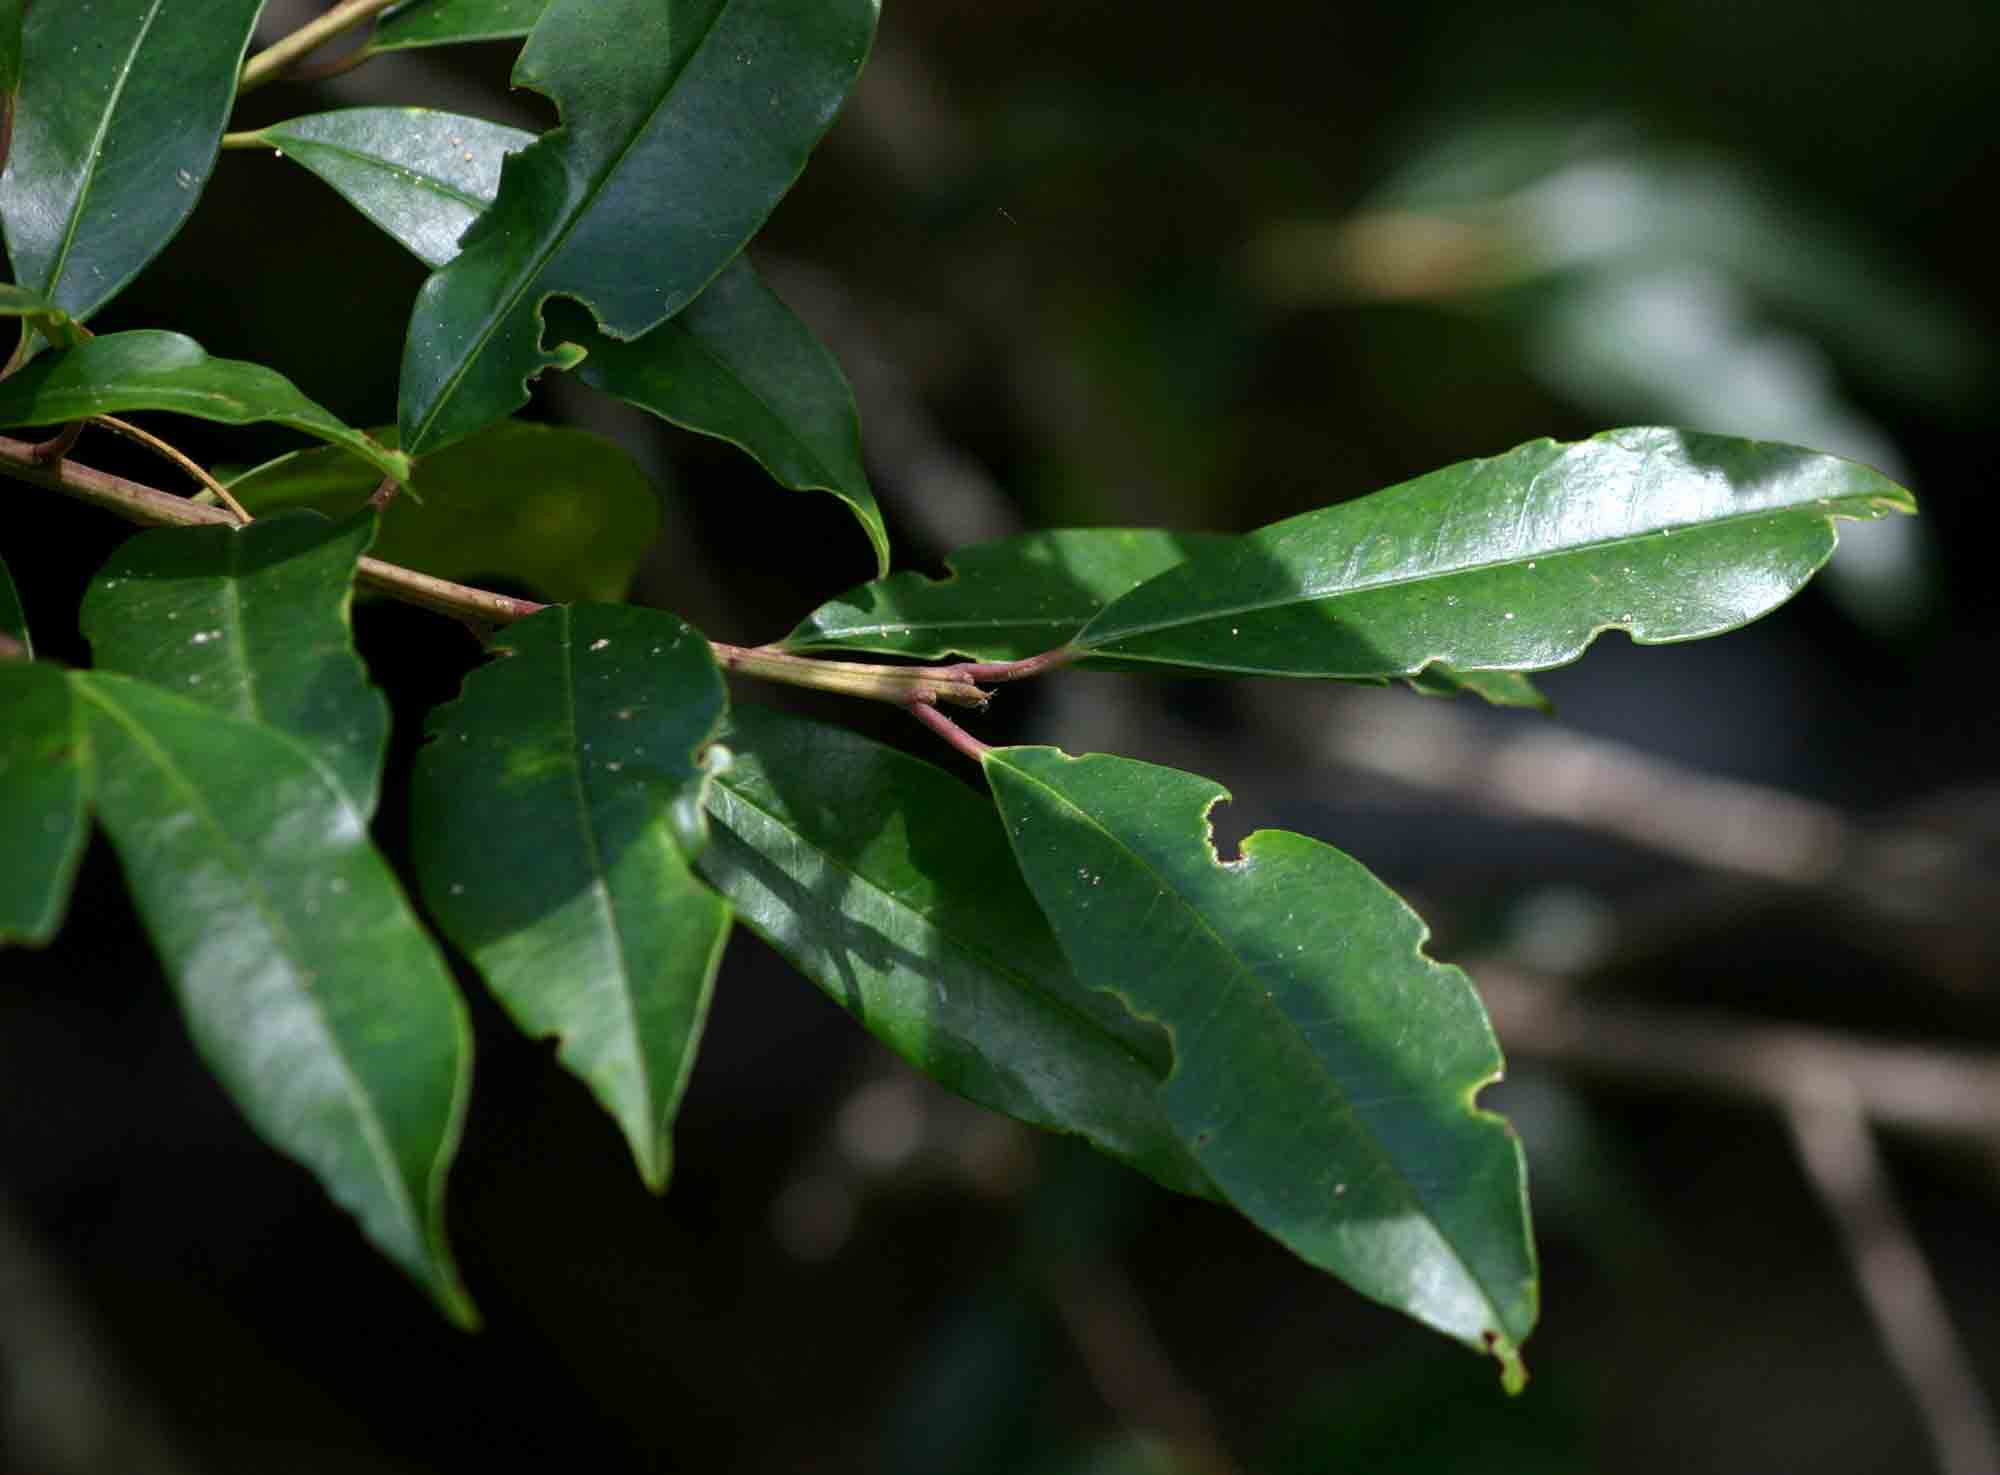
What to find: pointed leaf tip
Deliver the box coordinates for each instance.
[1078,427,1917,680]
[412,603,733,1193]
[984,745,1537,1357]
[396,0,880,456]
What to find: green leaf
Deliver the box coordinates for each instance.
[396,0,879,456]
[370,0,548,52]
[0,547,27,652]
[699,705,1211,1199]
[1405,664,1551,712]
[983,746,1536,1383]
[254,108,886,575]
[0,0,263,321]
[411,603,731,1191]
[230,420,658,604]
[563,260,888,577]
[782,529,1231,662]
[0,331,411,483]
[78,511,390,818]
[0,281,84,349]
[0,662,89,945]
[74,671,474,1320]
[1078,427,1916,679]
[249,108,536,272]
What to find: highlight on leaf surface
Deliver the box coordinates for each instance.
[73,672,475,1323]
[0,331,410,483]
[983,745,1536,1387]
[1077,426,1916,680]
[254,102,886,573]
[411,604,733,1192]
[395,0,880,456]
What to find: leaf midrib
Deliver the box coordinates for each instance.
[553,611,660,1151]
[992,754,1504,1325]
[408,0,740,446]
[41,0,165,296]
[75,676,421,1248]
[1082,478,1871,648]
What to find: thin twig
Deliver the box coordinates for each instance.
[1047,1256,1247,1475]
[92,415,253,523]
[238,0,399,92]
[29,421,83,463]
[368,475,401,512]
[1784,1084,2000,1475]
[1475,964,2000,1142]
[908,700,992,761]
[0,437,1033,718]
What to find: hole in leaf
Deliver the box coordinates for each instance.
[1202,797,1249,865]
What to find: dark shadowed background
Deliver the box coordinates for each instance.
[5,1,1998,1471]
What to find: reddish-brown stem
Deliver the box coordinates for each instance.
[909,700,992,761]
[368,475,401,512]
[30,422,84,464]
[944,646,1079,684]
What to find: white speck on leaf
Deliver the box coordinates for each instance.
[589,638,610,652]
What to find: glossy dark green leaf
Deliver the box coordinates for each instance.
[1078,428,1916,679]
[782,529,1230,662]
[249,108,536,272]
[699,705,1210,1198]
[397,0,879,456]
[255,109,884,575]
[0,281,84,349]
[564,261,888,576]
[0,662,89,945]
[984,746,1536,1383]
[75,672,473,1320]
[370,0,547,52]
[0,331,411,482]
[230,420,658,604]
[411,603,731,1191]
[79,511,389,817]
[0,0,263,321]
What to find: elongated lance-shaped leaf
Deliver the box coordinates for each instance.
[1078,427,1917,678]
[246,104,880,575]
[79,511,390,818]
[74,672,474,1321]
[0,662,89,945]
[397,0,879,457]
[563,262,888,577]
[0,0,263,322]
[783,529,1231,662]
[371,0,547,52]
[0,331,410,482]
[785,528,1552,706]
[411,604,732,1192]
[255,107,887,572]
[699,705,1211,1198]
[248,109,535,272]
[230,421,659,604]
[984,747,1536,1385]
